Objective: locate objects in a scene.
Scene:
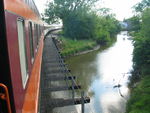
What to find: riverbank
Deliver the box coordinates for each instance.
[126,75,150,113]
[59,36,116,57]
[59,37,97,57]
[125,31,150,113]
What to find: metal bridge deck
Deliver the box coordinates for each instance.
[39,34,90,113]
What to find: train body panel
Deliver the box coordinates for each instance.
[5,11,25,113]
[0,1,16,112]
[4,0,41,23]
[0,0,45,112]
[22,34,44,113]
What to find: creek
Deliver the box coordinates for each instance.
[66,31,134,113]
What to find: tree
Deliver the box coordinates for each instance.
[141,8,150,38]
[63,10,98,39]
[43,0,120,42]
[43,0,98,24]
[124,16,141,31]
[43,0,100,40]
[134,0,150,12]
[95,13,120,44]
[132,8,150,75]
[126,2,150,113]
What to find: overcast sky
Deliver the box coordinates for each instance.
[34,0,142,21]
[100,0,142,20]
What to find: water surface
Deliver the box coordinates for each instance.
[66,31,133,113]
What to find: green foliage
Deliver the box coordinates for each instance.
[141,8,150,37]
[127,7,150,113]
[133,37,150,75]
[97,8,112,16]
[43,0,98,23]
[63,10,98,40]
[95,16,120,44]
[126,76,150,113]
[134,0,150,12]
[124,16,141,31]
[63,10,120,41]
[43,0,120,44]
[132,8,150,76]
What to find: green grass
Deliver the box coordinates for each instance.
[126,75,150,113]
[60,37,97,57]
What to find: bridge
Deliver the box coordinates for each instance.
[39,31,90,113]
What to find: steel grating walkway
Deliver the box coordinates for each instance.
[39,34,90,113]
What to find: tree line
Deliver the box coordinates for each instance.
[125,0,150,82]
[125,0,150,112]
[42,0,121,45]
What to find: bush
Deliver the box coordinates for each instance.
[126,76,150,113]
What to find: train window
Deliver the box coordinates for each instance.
[39,26,41,36]
[34,24,39,49]
[29,22,34,63]
[37,25,40,43]
[38,25,41,40]
[17,19,29,88]
[37,25,39,41]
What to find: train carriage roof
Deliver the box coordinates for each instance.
[24,0,41,18]
[4,0,42,23]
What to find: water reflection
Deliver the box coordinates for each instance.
[67,31,133,113]
[67,50,99,91]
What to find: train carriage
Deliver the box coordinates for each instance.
[0,0,45,112]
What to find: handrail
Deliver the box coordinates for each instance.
[0,83,12,113]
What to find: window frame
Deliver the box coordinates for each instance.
[17,18,29,89]
[28,21,34,63]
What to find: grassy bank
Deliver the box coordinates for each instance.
[59,37,97,56]
[126,75,150,113]
[59,35,117,57]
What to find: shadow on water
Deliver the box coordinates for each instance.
[66,31,133,113]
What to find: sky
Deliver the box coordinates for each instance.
[34,0,142,21]
[34,0,48,13]
[99,0,142,20]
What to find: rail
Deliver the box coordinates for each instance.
[0,83,12,113]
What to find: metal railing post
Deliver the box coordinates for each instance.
[81,91,84,113]
[72,78,75,99]
[0,83,12,113]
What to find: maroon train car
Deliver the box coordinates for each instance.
[0,0,45,113]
